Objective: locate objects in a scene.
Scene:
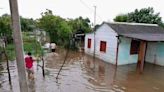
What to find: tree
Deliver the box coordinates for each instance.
[0,14,37,44]
[37,9,72,46]
[113,14,127,22]
[68,16,91,34]
[114,7,163,26]
[37,9,92,47]
[0,14,12,44]
[20,17,36,32]
[67,17,91,49]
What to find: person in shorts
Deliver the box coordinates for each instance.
[50,43,56,52]
[25,52,34,79]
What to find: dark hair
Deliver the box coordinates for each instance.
[27,52,31,56]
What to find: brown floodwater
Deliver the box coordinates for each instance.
[0,49,164,92]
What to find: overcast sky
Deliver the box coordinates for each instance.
[0,0,164,24]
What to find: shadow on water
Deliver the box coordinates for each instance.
[0,48,164,92]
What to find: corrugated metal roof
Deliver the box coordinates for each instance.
[106,22,164,41]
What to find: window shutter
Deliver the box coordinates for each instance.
[88,39,91,48]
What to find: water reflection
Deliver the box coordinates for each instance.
[0,61,14,92]
[0,63,3,88]
[83,55,122,92]
[28,80,36,92]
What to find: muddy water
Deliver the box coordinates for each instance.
[0,49,164,92]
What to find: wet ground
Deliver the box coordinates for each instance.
[0,49,164,92]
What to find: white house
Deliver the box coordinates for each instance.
[85,22,164,66]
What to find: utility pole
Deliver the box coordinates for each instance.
[93,6,96,59]
[92,6,96,70]
[94,6,96,27]
[9,0,28,92]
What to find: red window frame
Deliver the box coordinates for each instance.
[100,41,106,52]
[88,38,91,48]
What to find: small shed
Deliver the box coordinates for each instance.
[84,22,164,66]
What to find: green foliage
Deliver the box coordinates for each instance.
[22,32,42,56]
[2,32,42,61]
[68,16,91,34]
[0,14,12,43]
[0,14,11,34]
[127,7,162,24]
[37,9,72,46]
[20,17,36,32]
[5,44,15,61]
[113,14,127,22]
[114,7,163,25]
[0,14,39,60]
[0,14,37,45]
[23,41,41,56]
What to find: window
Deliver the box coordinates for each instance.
[88,38,91,48]
[100,41,107,52]
[130,40,140,54]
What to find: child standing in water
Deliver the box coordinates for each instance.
[25,52,34,80]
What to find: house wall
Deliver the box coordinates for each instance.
[145,42,164,66]
[85,33,94,54]
[85,24,118,64]
[117,37,138,65]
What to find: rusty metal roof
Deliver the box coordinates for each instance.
[106,22,164,41]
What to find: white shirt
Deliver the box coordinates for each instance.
[44,43,50,49]
[50,43,56,49]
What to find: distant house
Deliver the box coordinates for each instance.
[84,22,164,66]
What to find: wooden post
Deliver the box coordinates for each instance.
[115,36,120,66]
[40,31,45,77]
[9,0,28,92]
[41,55,45,77]
[138,41,147,73]
[3,47,12,85]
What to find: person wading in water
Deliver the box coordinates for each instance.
[50,43,56,53]
[25,52,34,80]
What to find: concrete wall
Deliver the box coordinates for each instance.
[85,24,118,64]
[117,37,138,65]
[85,33,94,54]
[85,24,141,65]
[145,42,164,66]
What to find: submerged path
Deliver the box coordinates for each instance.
[0,49,164,92]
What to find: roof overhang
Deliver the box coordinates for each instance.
[119,34,164,42]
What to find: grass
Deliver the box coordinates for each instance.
[5,44,16,61]
[1,32,42,61]
[23,32,42,57]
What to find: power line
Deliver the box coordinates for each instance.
[79,0,93,12]
[79,0,103,23]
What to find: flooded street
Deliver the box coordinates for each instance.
[0,49,164,92]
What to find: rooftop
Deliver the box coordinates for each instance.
[109,22,158,26]
[105,22,164,41]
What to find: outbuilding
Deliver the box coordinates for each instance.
[85,22,164,66]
